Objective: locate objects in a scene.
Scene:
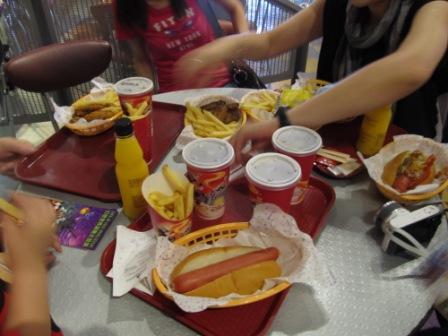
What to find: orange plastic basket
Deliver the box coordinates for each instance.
[152,222,290,308]
[65,111,123,136]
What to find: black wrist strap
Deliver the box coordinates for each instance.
[276,106,291,127]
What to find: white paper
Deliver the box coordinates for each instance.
[112,226,158,297]
[361,134,448,196]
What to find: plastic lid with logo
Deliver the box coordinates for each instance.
[272,125,322,156]
[182,138,235,171]
[115,77,154,96]
[245,153,301,190]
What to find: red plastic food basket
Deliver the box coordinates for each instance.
[100,176,335,336]
[15,102,185,202]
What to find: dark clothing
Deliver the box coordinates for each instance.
[317,0,448,140]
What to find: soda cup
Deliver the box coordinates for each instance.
[245,153,301,213]
[272,126,322,204]
[115,77,154,163]
[182,138,234,220]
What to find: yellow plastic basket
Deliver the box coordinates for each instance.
[376,179,448,204]
[152,222,290,308]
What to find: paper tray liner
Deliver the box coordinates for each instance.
[100,176,335,336]
[15,102,185,202]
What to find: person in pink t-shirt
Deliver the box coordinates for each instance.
[113,0,248,93]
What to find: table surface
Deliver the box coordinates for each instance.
[18,88,434,336]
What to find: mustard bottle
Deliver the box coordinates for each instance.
[356,106,392,156]
[114,118,149,219]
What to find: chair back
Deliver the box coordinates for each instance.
[4,40,112,92]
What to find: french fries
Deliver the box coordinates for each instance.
[125,101,148,117]
[184,102,242,139]
[148,165,194,221]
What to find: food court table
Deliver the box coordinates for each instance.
[19,88,434,336]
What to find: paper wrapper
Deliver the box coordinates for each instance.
[155,203,333,312]
[175,94,242,150]
[362,134,448,195]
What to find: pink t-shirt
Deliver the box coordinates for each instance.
[114,0,231,93]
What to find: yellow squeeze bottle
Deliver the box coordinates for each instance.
[356,106,392,156]
[114,118,149,219]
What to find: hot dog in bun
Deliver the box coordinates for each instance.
[171,246,281,298]
[382,150,436,193]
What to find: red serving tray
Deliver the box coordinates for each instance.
[15,102,185,202]
[314,118,405,179]
[100,176,335,336]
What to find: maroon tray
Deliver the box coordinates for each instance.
[15,102,185,202]
[315,118,405,179]
[100,176,335,336]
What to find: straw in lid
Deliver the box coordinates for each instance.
[182,138,234,170]
[272,126,322,156]
[245,153,301,189]
[115,77,154,96]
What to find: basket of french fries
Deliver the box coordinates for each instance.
[239,89,280,121]
[184,95,246,139]
[63,89,123,136]
[142,165,195,241]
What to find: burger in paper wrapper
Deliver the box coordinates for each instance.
[184,95,246,139]
[362,135,448,202]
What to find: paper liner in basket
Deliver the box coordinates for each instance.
[155,203,333,312]
[362,134,448,195]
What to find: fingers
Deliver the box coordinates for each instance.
[0,138,35,160]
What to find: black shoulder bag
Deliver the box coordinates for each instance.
[196,0,266,89]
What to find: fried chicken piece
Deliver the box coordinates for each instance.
[201,100,241,124]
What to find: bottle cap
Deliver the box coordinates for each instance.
[115,118,133,137]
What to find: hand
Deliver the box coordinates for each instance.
[0,138,35,175]
[229,119,280,164]
[1,193,56,270]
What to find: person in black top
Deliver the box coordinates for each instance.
[175,0,448,162]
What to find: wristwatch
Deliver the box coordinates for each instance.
[276,106,291,127]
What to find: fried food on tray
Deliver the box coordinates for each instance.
[70,89,122,123]
[201,101,240,124]
[185,100,243,139]
[240,90,279,121]
[382,150,436,193]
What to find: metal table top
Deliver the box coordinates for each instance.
[19,88,432,336]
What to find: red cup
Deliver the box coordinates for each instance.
[115,77,154,163]
[272,126,322,204]
[182,139,235,220]
[245,153,301,213]
[142,172,192,241]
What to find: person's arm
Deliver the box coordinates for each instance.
[175,0,325,85]
[216,0,249,33]
[231,0,448,163]
[2,194,56,336]
[127,38,155,81]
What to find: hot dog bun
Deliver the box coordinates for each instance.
[382,151,410,186]
[171,246,281,298]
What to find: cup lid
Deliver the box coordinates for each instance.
[115,77,154,96]
[182,138,234,170]
[245,153,301,189]
[272,126,322,156]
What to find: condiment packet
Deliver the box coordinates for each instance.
[110,225,157,297]
[156,203,333,312]
[361,134,448,195]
